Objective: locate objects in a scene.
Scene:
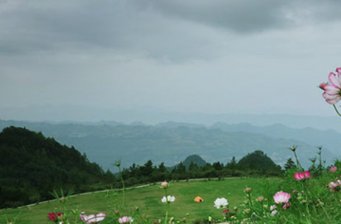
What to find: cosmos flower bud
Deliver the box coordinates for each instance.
[160,181,168,189]
[114,160,121,167]
[244,187,252,193]
[289,145,297,152]
[256,196,264,202]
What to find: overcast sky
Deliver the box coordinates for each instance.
[1,0,341,122]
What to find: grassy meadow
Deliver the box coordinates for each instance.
[0,177,280,223]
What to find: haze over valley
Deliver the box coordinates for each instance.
[1,119,338,170]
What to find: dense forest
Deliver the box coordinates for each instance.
[117,150,282,187]
[0,126,115,208]
[0,126,282,208]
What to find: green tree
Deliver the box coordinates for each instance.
[284,158,296,171]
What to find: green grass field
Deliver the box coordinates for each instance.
[0,177,281,223]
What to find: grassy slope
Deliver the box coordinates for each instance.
[0,177,280,224]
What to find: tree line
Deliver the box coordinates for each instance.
[0,126,282,208]
[115,150,282,188]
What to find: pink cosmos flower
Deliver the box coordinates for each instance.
[320,68,341,104]
[294,170,311,181]
[80,213,106,224]
[328,180,341,192]
[118,216,133,224]
[303,170,311,178]
[329,166,337,173]
[273,191,291,204]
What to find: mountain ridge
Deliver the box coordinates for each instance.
[0,120,337,170]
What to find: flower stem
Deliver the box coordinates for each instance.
[164,210,168,224]
[164,188,169,224]
[118,166,126,208]
[293,151,303,170]
[333,104,341,117]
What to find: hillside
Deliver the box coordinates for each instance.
[0,126,114,208]
[0,177,279,224]
[0,120,337,170]
[237,150,281,174]
[182,154,207,168]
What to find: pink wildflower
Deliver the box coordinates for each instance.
[329,166,337,173]
[303,170,311,178]
[118,216,133,224]
[320,67,341,104]
[80,213,106,224]
[294,170,311,181]
[273,191,291,204]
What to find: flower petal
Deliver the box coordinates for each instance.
[324,85,340,95]
[329,72,341,88]
[336,67,341,75]
[326,96,341,104]
[323,92,338,100]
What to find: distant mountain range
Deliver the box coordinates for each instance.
[211,122,341,157]
[0,120,339,170]
[2,107,341,132]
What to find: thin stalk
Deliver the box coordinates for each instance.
[320,203,331,220]
[163,188,169,224]
[164,210,169,224]
[118,166,126,208]
[333,104,341,117]
[293,151,303,170]
[247,193,253,208]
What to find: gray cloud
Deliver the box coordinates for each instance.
[135,0,289,33]
[0,0,227,60]
[1,0,341,121]
[136,0,341,32]
[1,0,341,60]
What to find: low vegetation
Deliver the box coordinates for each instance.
[0,127,281,209]
[0,177,280,223]
[1,126,340,223]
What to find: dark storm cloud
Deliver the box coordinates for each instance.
[0,1,136,54]
[0,1,229,61]
[0,0,341,59]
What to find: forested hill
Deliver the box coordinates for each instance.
[0,126,114,208]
